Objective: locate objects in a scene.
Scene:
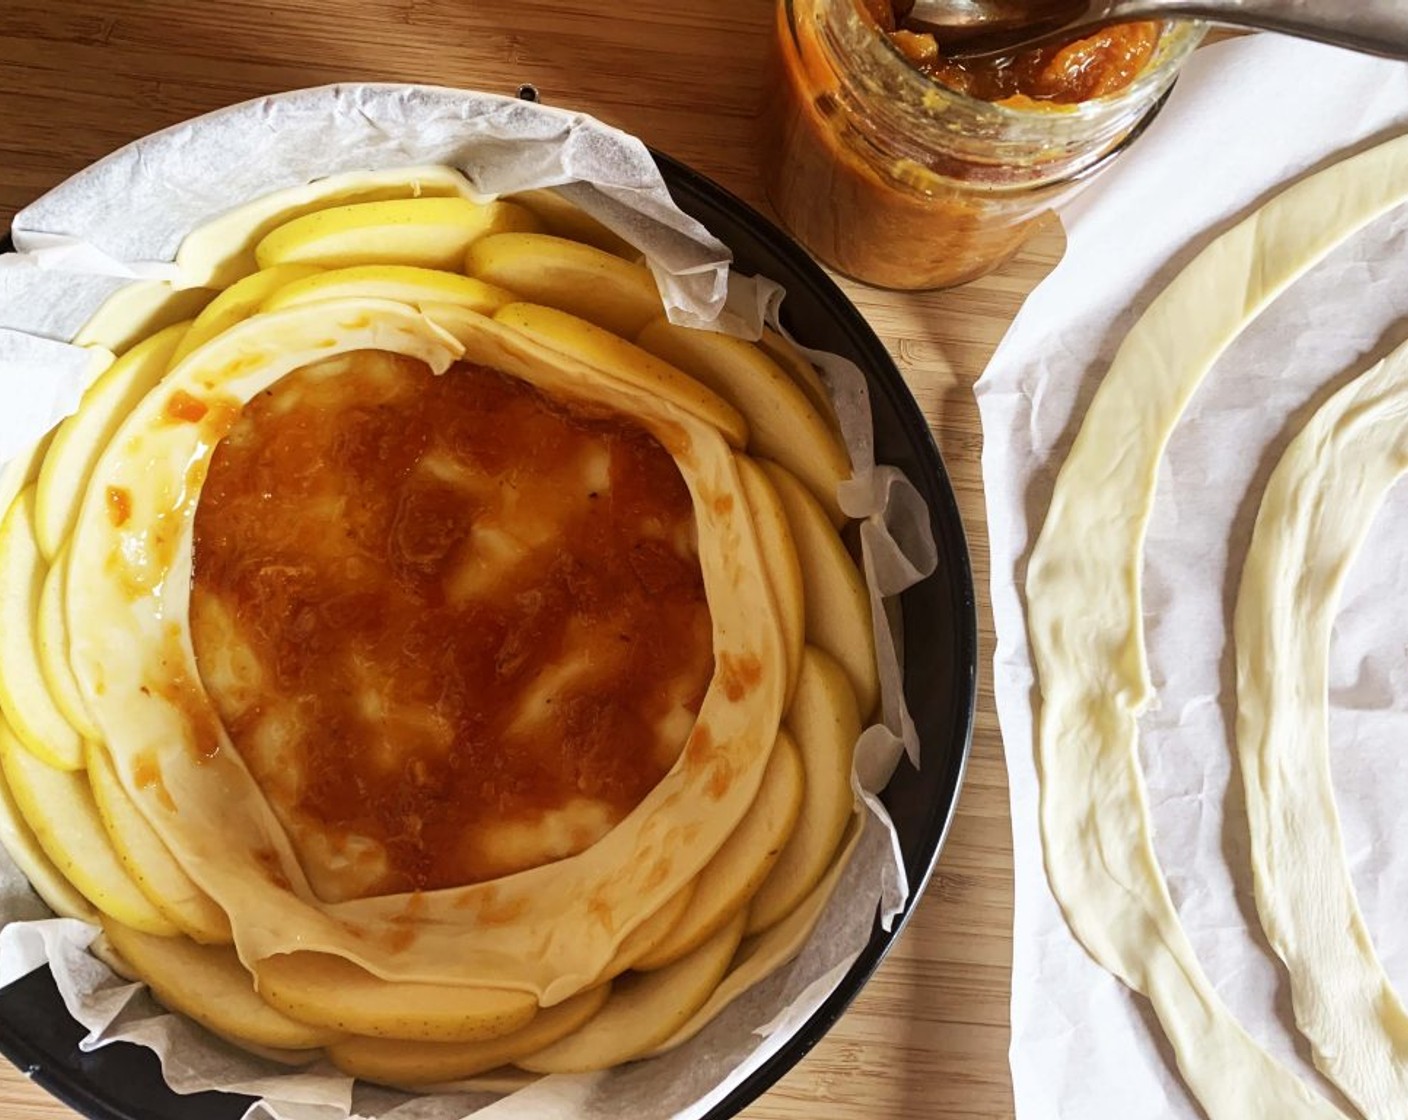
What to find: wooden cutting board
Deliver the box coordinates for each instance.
[0,1,1060,1115]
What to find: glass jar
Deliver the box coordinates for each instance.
[761,0,1205,289]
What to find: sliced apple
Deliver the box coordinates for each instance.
[70,282,214,354]
[648,817,861,1057]
[597,878,698,981]
[177,166,480,289]
[504,189,638,258]
[85,741,231,945]
[468,233,662,338]
[33,321,191,561]
[0,433,55,537]
[633,732,803,971]
[0,489,83,770]
[517,909,746,1074]
[254,198,542,272]
[756,328,841,436]
[0,720,96,921]
[737,456,805,705]
[328,983,610,1086]
[458,1069,541,1094]
[218,1040,324,1067]
[758,460,878,719]
[747,647,859,936]
[101,918,343,1050]
[255,952,539,1042]
[637,318,849,524]
[491,303,747,447]
[169,264,324,367]
[88,930,137,979]
[261,265,513,318]
[0,722,176,934]
[35,545,99,742]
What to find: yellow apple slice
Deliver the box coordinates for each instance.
[255,198,542,272]
[597,878,698,981]
[0,720,96,921]
[0,722,176,934]
[633,732,803,971]
[747,647,859,935]
[738,456,805,705]
[458,1069,541,1094]
[101,918,343,1050]
[504,190,639,258]
[255,952,539,1042]
[517,909,747,1073]
[467,233,662,338]
[648,817,862,1056]
[177,165,480,289]
[89,930,136,979]
[70,282,213,354]
[261,265,513,318]
[756,329,841,436]
[328,983,611,1086]
[0,433,56,572]
[758,460,878,719]
[35,544,100,742]
[0,489,83,770]
[637,318,849,525]
[33,321,190,561]
[490,303,747,447]
[169,264,324,367]
[219,1040,325,1067]
[85,741,231,945]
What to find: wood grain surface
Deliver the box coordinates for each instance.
[0,2,1065,1116]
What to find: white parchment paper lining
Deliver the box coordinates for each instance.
[977,35,1408,1120]
[0,84,936,1120]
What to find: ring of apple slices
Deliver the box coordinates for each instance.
[67,294,789,998]
[0,172,876,1083]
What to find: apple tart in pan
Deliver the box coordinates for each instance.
[0,169,878,1088]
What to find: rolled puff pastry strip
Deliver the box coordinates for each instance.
[1235,340,1408,1118]
[1026,134,1408,1118]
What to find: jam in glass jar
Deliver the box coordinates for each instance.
[762,0,1204,289]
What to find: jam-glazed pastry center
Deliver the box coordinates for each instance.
[190,350,714,902]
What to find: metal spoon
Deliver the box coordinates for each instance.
[904,0,1408,60]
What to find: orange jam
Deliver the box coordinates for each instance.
[868,1,1160,105]
[191,351,714,897]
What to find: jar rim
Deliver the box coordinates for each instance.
[856,9,1207,126]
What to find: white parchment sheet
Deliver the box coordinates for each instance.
[0,85,934,1120]
[977,34,1408,1119]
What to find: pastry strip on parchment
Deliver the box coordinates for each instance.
[1027,132,1408,1119]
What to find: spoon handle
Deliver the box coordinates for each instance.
[1110,0,1408,59]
